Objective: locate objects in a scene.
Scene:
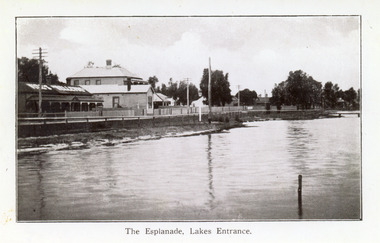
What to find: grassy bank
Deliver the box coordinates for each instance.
[241,109,327,121]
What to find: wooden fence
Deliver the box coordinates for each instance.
[18,106,249,119]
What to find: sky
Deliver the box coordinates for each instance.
[16,16,360,96]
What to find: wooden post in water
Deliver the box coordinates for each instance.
[298,175,302,193]
[298,175,303,217]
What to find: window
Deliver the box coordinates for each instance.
[73,80,79,86]
[112,97,120,108]
[148,96,153,108]
[85,80,90,85]
[96,80,101,85]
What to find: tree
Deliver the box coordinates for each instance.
[166,78,179,101]
[271,81,288,108]
[323,81,344,109]
[323,81,335,108]
[344,87,358,109]
[236,89,257,106]
[148,76,159,90]
[160,83,168,96]
[176,81,199,106]
[310,79,323,109]
[271,70,322,109]
[200,69,232,106]
[18,57,60,84]
[286,70,321,109]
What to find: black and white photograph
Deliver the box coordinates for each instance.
[2,1,380,242]
[16,16,361,221]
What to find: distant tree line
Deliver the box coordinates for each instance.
[323,82,359,109]
[18,57,61,84]
[271,70,360,110]
[152,68,234,107]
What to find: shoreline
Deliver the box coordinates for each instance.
[17,109,357,151]
[17,122,243,154]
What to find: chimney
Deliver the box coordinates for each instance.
[46,72,52,85]
[106,59,112,69]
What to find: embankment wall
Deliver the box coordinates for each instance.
[18,110,326,138]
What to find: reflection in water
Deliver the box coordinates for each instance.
[18,118,361,220]
[287,122,310,218]
[103,148,117,190]
[207,134,215,210]
[286,121,313,172]
[37,159,45,219]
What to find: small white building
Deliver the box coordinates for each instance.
[191,97,207,107]
[153,93,175,108]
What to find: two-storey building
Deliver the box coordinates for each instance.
[66,60,154,111]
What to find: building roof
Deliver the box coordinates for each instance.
[80,84,153,94]
[27,95,103,103]
[67,66,142,80]
[18,82,91,96]
[156,93,169,100]
[49,84,90,95]
[153,93,164,102]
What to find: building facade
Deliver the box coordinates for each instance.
[82,85,154,110]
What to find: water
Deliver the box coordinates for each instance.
[17,117,361,221]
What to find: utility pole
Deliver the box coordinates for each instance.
[184,78,190,112]
[32,47,48,117]
[198,89,202,122]
[208,57,212,121]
